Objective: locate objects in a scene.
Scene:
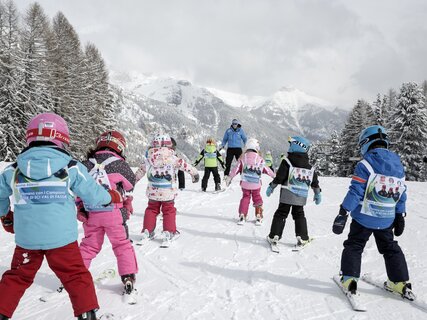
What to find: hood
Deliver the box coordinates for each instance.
[147,147,175,167]
[364,148,405,178]
[17,146,72,180]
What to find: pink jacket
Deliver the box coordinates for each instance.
[229,151,275,190]
[136,147,198,201]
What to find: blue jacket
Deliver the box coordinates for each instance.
[0,146,112,250]
[342,148,407,229]
[221,127,247,148]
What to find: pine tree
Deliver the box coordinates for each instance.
[328,130,341,176]
[389,82,427,181]
[339,99,376,176]
[384,88,397,127]
[373,93,384,125]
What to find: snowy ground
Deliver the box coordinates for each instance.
[0,166,426,319]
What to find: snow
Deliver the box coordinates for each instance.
[1,173,426,319]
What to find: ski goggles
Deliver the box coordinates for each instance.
[231,120,239,126]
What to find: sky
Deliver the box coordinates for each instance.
[15,0,427,108]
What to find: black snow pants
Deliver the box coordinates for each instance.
[269,203,308,240]
[202,167,221,189]
[224,147,242,176]
[340,220,409,282]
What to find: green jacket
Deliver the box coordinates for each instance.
[194,145,225,168]
[265,154,274,167]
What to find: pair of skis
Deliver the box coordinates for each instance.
[334,274,427,312]
[267,236,313,253]
[134,231,180,248]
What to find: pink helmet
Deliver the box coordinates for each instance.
[26,113,70,148]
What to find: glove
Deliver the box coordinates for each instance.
[225,176,232,187]
[313,193,322,205]
[266,185,274,197]
[1,210,14,234]
[108,189,123,204]
[76,204,88,223]
[192,173,200,183]
[123,196,134,218]
[393,214,405,236]
[332,205,349,235]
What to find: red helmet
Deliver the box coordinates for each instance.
[96,131,126,155]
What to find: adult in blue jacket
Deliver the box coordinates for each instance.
[0,113,122,320]
[221,119,247,176]
[332,125,413,300]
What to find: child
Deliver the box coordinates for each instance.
[78,130,138,299]
[332,125,413,299]
[266,136,321,247]
[135,133,199,245]
[194,137,225,192]
[226,138,275,225]
[0,113,122,320]
[265,151,275,172]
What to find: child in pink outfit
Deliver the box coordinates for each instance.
[78,131,138,294]
[135,133,199,242]
[227,138,275,224]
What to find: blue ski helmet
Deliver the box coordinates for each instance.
[358,125,389,155]
[288,136,310,153]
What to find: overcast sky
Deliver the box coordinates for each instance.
[16,0,427,108]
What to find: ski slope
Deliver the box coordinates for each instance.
[0,172,426,320]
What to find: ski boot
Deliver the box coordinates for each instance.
[341,276,358,294]
[135,229,155,246]
[77,310,97,320]
[296,236,310,246]
[237,214,246,225]
[122,274,136,294]
[384,280,415,300]
[215,183,221,191]
[255,206,263,225]
[202,187,206,192]
[0,314,9,320]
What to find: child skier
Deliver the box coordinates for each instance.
[0,113,123,320]
[266,136,321,249]
[135,133,199,246]
[265,151,275,172]
[226,138,275,225]
[332,125,413,300]
[193,137,225,192]
[78,130,138,301]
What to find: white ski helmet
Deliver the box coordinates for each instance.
[151,133,173,148]
[246,138,260,152]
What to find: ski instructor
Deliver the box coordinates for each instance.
[221,119,247,178]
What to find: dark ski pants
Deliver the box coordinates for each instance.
[178,170,185,189]
[269,203,308,240]
[224,147,242,176]
[341,220,409,282]
[0,241,99,318]
[202,167,221,189]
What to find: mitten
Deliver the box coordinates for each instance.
[393,214,405,236]
[313,193,322,205]
[192,173,200,183]
[1,210,14,234]
[332,205,349,234]
[266,185,274,197]
[225,176,232,187]
[123,196,134,218]
[108,189,123,204]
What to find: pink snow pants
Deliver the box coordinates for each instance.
[239,188,263,216]
[143,200,177,233]
[79,209,138,276]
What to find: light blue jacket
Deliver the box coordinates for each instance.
[0,146,112,250]
[221,127,247,149]
[342,148,407,229]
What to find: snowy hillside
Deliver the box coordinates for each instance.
[111,72,348,165]
[1,167,426,319]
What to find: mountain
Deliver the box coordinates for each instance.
[111,71,348,166]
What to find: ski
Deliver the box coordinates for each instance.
[292,237,314,252]
[267,236,280,253]
[134,231,156,246]
[122,288,138,305]
[95,269,116,285]
[160,231,180,248]
[361,274,427,312]
[39,285,65,302]
[333,275,367,312]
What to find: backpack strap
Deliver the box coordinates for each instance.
[360,159,375,175]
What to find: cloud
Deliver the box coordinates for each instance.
[14,0,427,108]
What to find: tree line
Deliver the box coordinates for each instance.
[310,81,427,181]
[0,0,115,161]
